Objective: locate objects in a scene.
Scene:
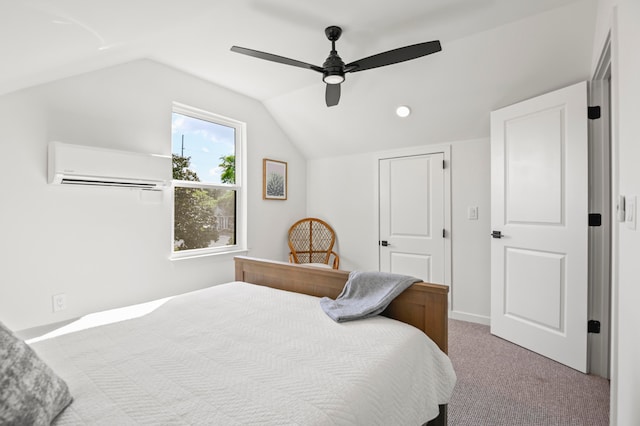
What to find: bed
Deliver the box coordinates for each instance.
[11,257,456,425]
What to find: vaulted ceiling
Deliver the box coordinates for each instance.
[1,0,598,158]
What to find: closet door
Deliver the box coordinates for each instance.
[379,153,445,283]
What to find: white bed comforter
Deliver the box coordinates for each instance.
[32,282,456,425]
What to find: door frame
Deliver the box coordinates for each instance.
[374,144,452,289]
[588,33,612,379]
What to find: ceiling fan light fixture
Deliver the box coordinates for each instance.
[323,73,345,85]
[396,105,411,118]
[231,25,442,107]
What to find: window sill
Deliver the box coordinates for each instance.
[169,248,248,262]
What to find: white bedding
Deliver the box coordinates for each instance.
[31,282,456,425]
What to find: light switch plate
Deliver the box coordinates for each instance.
[467,206,478,220]
[626,196,636,230]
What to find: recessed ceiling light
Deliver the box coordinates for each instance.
[396,105,411,118]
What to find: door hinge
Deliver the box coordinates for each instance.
[442,159,446,169]
[442,229,446,238]
[588,320,601,334]
[589,213,602,227]
[588,106,601,120]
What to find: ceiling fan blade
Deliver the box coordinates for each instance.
[231,46,324,73]
[325,83,341,107]
[345,40,441,73]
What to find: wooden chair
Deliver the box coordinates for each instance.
[288,218,340,269]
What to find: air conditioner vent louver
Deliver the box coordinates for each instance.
[60,178,161,189]
[48,142,171,190]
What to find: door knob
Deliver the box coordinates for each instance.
[491,231,503,239]
[380,240,390,246]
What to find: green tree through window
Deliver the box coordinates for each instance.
[172,154,220,250]
[219,154,235,184]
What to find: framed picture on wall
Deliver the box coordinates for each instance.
[263,159,287,200]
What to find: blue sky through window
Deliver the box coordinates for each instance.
[171,112,235,184]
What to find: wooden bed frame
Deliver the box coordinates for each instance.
[234,256,450,426]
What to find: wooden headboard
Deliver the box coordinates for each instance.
[234,256,449,354]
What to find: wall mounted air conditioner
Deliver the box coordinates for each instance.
[48,141,171,190]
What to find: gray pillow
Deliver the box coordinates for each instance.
[0,321,72,425]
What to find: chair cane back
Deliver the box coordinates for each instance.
[288,218,340,269]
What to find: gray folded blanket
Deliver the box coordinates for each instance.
[320,271,420,322]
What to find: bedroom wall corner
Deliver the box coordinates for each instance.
[307,153,379,271]
[0,59,307,332]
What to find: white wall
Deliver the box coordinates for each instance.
[306,153,378,271]
[0,59,307,332]
[450,139,491,323]
[307,139,491,322]
[592,0,640,424]
[614,3,640,419]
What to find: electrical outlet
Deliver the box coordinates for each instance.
[52,294,67,312]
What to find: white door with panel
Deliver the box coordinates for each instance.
[490,81,588,372]
[379,154,445,283]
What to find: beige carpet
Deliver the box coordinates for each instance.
[447,319,610,426]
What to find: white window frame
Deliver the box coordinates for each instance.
[170,103,247,260]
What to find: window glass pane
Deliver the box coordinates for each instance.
[171,105,242,257]
[174,187,236,251]
[171,112,235,184]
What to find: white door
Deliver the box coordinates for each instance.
[379,154,445,283]
[490,81,588,372]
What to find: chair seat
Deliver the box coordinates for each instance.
[304,263,333,269]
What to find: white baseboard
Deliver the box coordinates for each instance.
[449,310,490,326]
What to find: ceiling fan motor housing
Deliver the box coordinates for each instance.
[322,26,345,84]
[323,52,345,84]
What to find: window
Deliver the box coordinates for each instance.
[171,103,246,258]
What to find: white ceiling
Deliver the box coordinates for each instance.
[1,0,598,159]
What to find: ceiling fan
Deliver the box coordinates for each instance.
[231,26,442,107]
